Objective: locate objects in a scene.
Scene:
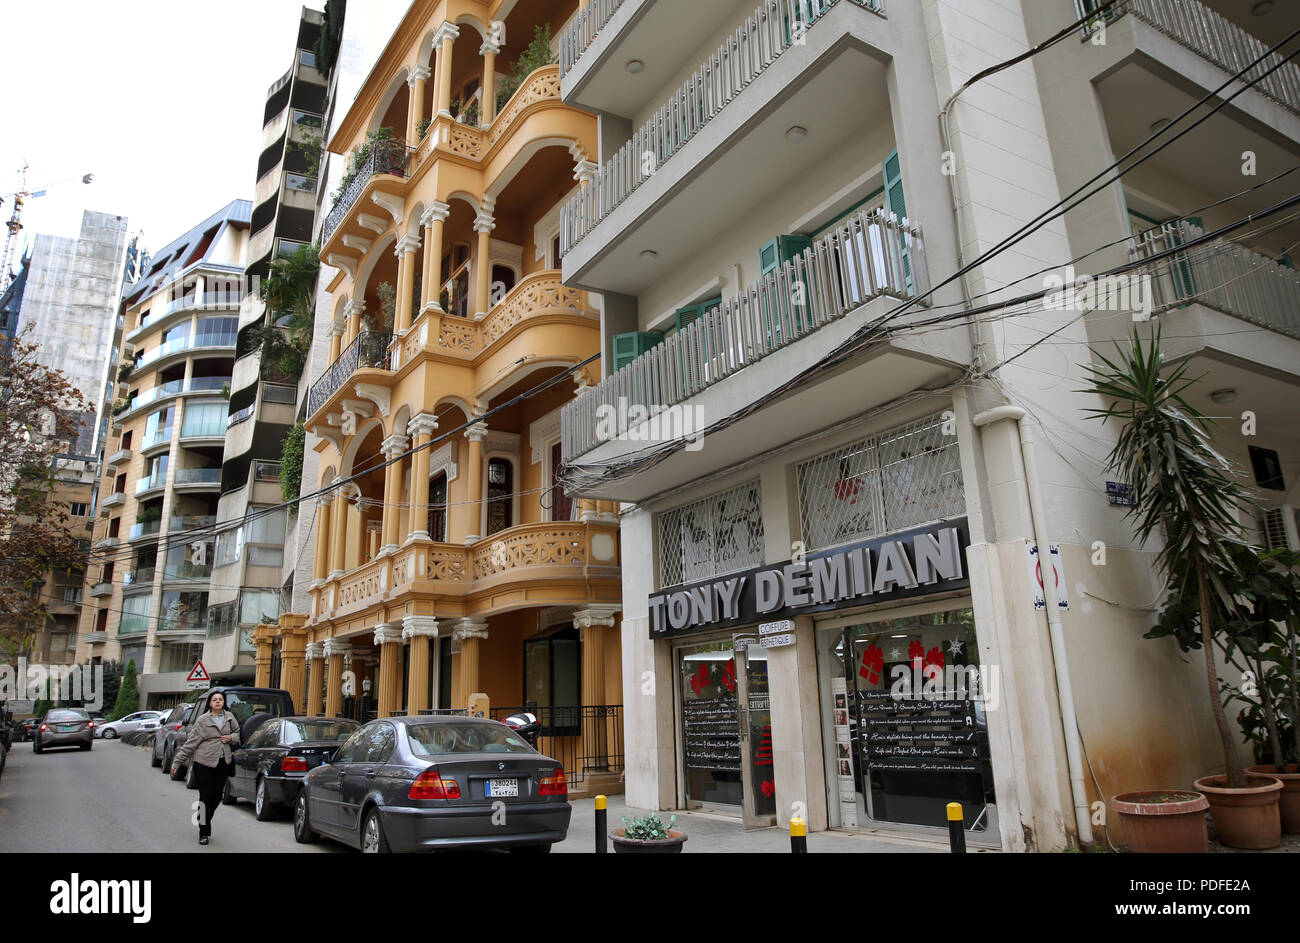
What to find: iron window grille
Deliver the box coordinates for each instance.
[658,479,765,589]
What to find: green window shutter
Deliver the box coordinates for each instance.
[612,331,663,372]
[882,149,912,292]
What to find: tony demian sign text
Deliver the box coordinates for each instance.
[649,519,970,638]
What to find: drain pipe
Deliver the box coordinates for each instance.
[972,404,1094,849]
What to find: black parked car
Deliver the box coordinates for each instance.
[293,716,571,853]
[167,686,296,788]
[223,716,359,820]
[152,703,194,769]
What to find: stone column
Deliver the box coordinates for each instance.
[463,422,488,544]
[576,605,620,768]
[279,616,309,711]
[472,210,494,320]
[374,623,404,718]
[253,623,276,688]
[420,202,450,313]
[344,298,365,345]
[406,412,439,541]
[394,233,421,335]
[452,618,489,710]
[434,23,460,118]
[480,39,500,126]
[324,638,348,717]
[402,616,439,715]
[305,642,324,717]
[329,479,348,578]
[379,431,410,554]
[407,65,431,142]
[313,495,332,581]
[328,317,344,362]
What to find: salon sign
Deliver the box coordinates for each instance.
[649,518,970,639]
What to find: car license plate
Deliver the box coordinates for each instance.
[486,778,518,798]
[60,725,77,732]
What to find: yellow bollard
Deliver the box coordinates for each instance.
[947,802,966,853]
[595,794,607,853]
[790,815,807,853]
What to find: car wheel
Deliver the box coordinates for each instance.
[33,740,41,754]
[293,791,318,844]
[80,740,92,751]
[150,746,162,768]
[254,777,279,821]
[509,843,552,854]
[361,809,390,854]
[221,778,238,805]
[185,761,199,789]
[103,728,118,740]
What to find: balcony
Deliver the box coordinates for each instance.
[82,631,107,645]
[102,492,127,509]
[171,514,217,533]
[1129,219,1300,338]
[134,474,166,499]
[129,520,162,541]
[180,416,228,443]
[94,536,120,550]
[106,447,132,469]
[558,0,627,77]
[123,567,155,587]
[561,0,883,257]
[307,330,393,418]
[398,272,598,367]
[89,582,113,598]
[321,141,409,246]
[315,520,621,622]
[173,468,222,490]
[1096,0,1300,116]
[140,427,173,454]
[132,332,238,375]
[117,376,231,421]
[163,561,213,583]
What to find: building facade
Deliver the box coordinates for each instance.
[75,200,249,709]
[556,0,1300,850]
[279,0,625,795]
[205,7,333,683]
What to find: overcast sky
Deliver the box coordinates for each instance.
[1,1,320,260]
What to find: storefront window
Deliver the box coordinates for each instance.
[820,606,994,832]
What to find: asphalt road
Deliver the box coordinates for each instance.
[0,737,342,854]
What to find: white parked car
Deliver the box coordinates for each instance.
[96,710,165,739]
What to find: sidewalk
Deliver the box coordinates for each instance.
[554,794,995,853]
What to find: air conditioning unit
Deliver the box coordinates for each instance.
[1262,505,1300,551]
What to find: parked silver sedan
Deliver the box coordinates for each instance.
[293,716,571,853]
[34,708,95,752]
[96,710,164,739]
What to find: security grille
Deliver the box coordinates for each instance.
[658,480,764,588]
[797,412,964,552]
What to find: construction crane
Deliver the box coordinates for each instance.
[0,162,95,292]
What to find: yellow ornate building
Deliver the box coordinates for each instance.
[280,0,622,788]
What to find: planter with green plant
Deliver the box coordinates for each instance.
[1086,326,1284,849]
[495,24,556,115]
[610,813,687,853]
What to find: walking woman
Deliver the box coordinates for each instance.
[172,690,240,845]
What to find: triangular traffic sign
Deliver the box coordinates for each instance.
[186,660,211,683]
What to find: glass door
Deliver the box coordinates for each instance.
[736,642,776,828]
[678,641,742,811]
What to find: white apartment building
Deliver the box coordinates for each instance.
[557,0,1300,851]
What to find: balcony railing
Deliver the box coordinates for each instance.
[129,520,162,540]
[227,404,255,428]
[120,376,231,417]
[561,0,882,254]
[141,427,173,452]
[171,514,217,532]
[123,567,155,587]
[321,141,409,245]
[174,468,222,486]
[134,332,238,372]
[308,331,394,417]
[562,206,925,460]
[1086,0,1300,115]
[134,474,166,497]
[559,0,627,77]
[161,291,242,320]
[1128,219,1300,339]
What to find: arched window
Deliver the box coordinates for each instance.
[486,458,513,535]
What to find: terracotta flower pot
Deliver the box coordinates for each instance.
[1194,774,1283,850]
[610,828,688,854]
[1111,791,1209,853]
[1247,764,1300,834]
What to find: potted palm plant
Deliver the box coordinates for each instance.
[610,813,687,854]
[1085,326,1283,850]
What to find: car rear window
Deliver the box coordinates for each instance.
[219,692,290,725]
[47,710,89,722]
[406,723,535,756]
[282,720,357,744]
